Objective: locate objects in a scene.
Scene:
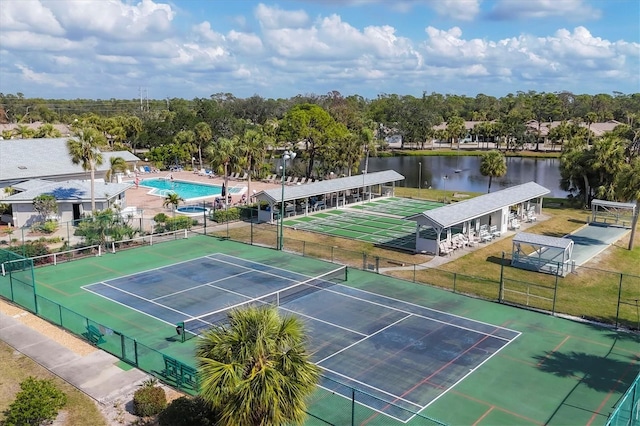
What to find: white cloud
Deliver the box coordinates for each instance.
[0,0,65,35]
[490,0,602,20]
[427,0,481,21]
[0,1,637,99]
[255,3,309,29]
[16,64,67,87]
[44,0,175,41]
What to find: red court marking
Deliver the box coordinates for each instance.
[498,353,538,367]
[452,390,544,426]
[536,336,570,367]
[512,321,640,356]
[361,321,511,425]
[586,358,638,426]
[472,406,495,426]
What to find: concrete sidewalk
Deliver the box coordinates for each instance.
[0,310,149,406]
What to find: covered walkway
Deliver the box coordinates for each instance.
[254,170,404,223]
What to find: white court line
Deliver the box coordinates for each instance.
[313,284,517,341]
[84,281,193,320]
[82,253,219,287]
[278,306,367,337]
[320,366,422,409]
[152,270,254,301]
[208,253,313,282]
[83,285,182,328]
[316,314,411,364]
[213,253,520,340]
[418,330,520,414]
[315,382,410,424]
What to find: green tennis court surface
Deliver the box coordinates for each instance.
[23,236,640,425]
[283,197,443,250]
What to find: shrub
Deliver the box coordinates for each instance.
[132,384,166,417]
[153,213,168,223]
[158,396,219,426]
[210,207,240,223]
[3,376,67,426]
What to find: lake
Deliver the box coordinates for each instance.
[363,156,569,198]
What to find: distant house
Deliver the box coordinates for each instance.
[2,179,132,227]
[0,137,140,189]
[525,120,623,141]
[0,121,72,137]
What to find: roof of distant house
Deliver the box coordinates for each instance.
[0,138,139,182]
[3,179,132,203]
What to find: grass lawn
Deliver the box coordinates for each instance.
[0,341,107,426]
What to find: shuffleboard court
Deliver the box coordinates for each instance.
[349,197,444,217]
[284,209,439,250]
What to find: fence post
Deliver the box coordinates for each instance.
[351,388,355,426]
[375,256,379,273]
[302,241,306,257]
[362,253,366,270]
[552,269,559,315]
[250,219,253,245]
[453,272,457,293]
[413,264,416,283]
[615,273,623,328]
[499,251,505,303]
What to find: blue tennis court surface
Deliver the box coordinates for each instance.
[83,253,520,422]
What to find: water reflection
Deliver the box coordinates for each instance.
[364,156,568,198]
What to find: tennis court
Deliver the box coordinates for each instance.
[82,252,518,421]
[13,236,639,425]
[284,209,437,250]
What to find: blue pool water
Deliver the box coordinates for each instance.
[140,178,243,200]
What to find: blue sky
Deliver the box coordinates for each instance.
[0,0,638,100]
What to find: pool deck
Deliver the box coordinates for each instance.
[124,171,281,217]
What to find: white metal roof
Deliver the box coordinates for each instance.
[2,179,132,203]
[513,232,574,249]
[408,181,550,229]
[591,199,636,210]
[0,138,140,182]
[255,170,404,203]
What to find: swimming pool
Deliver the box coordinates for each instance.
[140,178,243,201]
[175,205,210,217]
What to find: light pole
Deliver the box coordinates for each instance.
[191,157,195,171]
[443,175,449,203]
[279,150,296,250]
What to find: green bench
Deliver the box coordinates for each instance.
[84,325,105,345]
[162,356,199,390]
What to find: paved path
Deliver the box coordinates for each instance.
[0,310,149,405]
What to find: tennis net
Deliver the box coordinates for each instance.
[180,265,347,341]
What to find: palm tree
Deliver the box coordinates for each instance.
[36,123,61,138]
[196,305,321,426]
[105,156,128,182]
[479,150,507,193]
[206,136,238,199]
[14,124,34,139]
[163,193,184,211]
[616,158,640,250]
[238,128,269,200]
[67,128,105,212]
[194,122,213,170]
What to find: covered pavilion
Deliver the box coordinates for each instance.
[253,170,404,223]
[590,199,636,228]
[407,182,550,255]
[511,232,574,276]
